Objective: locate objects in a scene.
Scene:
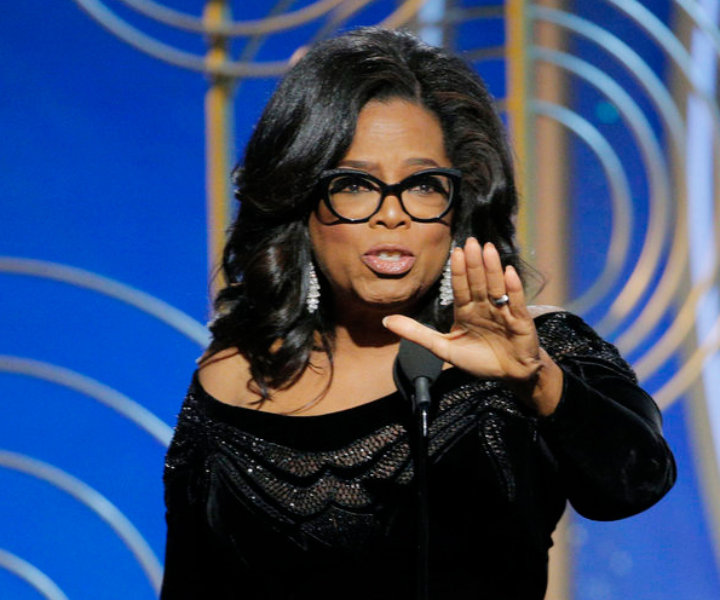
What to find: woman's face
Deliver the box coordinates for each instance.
[309,98,453,316]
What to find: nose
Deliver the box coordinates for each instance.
[369,192,410,229]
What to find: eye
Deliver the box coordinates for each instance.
[410,182,437,194]
[406,175,450,197]
[329,175,375,195]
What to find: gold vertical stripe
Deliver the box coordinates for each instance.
[546,513,572,600]
[505,0,533,253]
[666,4,720,578]
[533,0,569,306]
[203,0,235,302]
[533,0,572,594]
[379,0,424,28]
[689,375,720,581]
[508,2,571,599]
[204,81,234,296]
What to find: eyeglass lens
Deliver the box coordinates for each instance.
[327,172,453,220]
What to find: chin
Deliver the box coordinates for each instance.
[360,286,428,313]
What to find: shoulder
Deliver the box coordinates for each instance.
[530,309,636,379]
[528,304,563,318]
[197,348,256,406]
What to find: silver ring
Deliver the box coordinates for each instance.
[490,293,510,307]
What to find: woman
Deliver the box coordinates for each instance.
[161,28,675,599]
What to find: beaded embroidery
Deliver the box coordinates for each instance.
[165,312,634,548]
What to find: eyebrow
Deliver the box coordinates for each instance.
[336,157,442,170]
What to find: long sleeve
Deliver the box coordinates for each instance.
[535,315,676,520]
[159,313,676,599]
[160,388,246,599]
[161,473,212,598]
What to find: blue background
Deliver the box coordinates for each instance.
[1,1,718,598]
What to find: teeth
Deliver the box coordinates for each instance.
[378,251,403,261]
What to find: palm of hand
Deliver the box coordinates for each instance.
[445,309,540,381]
[384,238,542,383]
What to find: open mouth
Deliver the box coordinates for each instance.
[361,246,415,275]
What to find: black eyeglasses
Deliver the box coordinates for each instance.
[316,167,462,223]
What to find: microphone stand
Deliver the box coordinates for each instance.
[410,377,432,600]
[393,337,442,600]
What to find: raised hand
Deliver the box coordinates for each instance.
[383,237,563,414]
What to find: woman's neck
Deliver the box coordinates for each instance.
[332,310,399,355]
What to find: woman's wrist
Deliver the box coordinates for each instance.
[508,347,564,416]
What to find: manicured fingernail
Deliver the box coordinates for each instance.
[382,317,389,327]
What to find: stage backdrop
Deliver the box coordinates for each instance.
[1,1,719,599]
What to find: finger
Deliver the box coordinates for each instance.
[382,314,452,362]
[482,242,507,302]
[450,247,472,306]
[505,265,530,319]
[463,237,487,302]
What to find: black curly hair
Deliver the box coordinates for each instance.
[207,27,526,401]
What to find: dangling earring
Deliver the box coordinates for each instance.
[439,253,453,306]
[306,262,321,314]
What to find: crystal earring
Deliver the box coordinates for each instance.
[306,262,321,313]
[439,254,453,306]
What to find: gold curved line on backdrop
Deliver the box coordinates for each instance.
[465,46,506,62]
[506,0,534,253]
[596,202,674,341]
[531,100,633,316]
[531,7,690,323]
[634,136,720,389]
[206,0,323,291]
[604,0,720,141]
[654,314,720,409]
[614,28,720,360]
[532,48,673,340]
[613,189,688,356]
[634,254,720,381]
[444,5,504,25]
[587,2,720,341]
[610,68,720,364]
[116,0,346,35]
[74,0,431,77]
[523,3,720,409]
[673,0,720,578]
[201,0,428,292]
[379,0,425,29]
[624,153,719,376]
[71,0,290,77]
[532,6,687,147]
[514,6,573,600]
[675,0,720,59]
[612,132,718,358]
[204,0,235,297]
[308,0,375,44]
[234,0,297,67]
[689,374,720,580]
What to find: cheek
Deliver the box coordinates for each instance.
[308,218,358,276]
[314,200,337,225]
[420,226,453,270]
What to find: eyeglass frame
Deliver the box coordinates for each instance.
[315,167,462,224]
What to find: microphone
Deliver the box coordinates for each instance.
[393,338,443,600]
[393,338,443,437]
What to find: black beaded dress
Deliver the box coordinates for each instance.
[160,312,675,599]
